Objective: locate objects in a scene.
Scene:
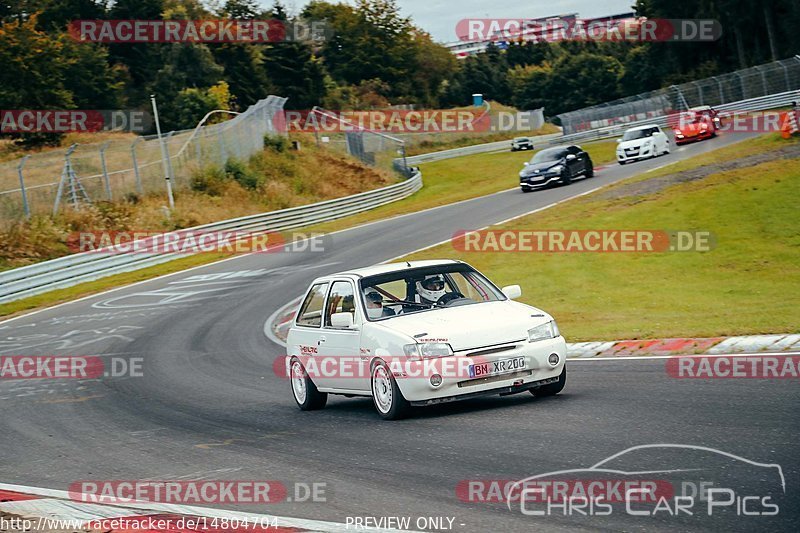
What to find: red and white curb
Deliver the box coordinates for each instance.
[0,483,417,533]
[264,299,799,360]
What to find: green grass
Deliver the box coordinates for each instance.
[308,140,618,234]
[2,136,792,324]
[400,147,800,341]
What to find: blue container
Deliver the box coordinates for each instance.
[472,93,484,107]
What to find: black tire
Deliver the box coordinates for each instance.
[290,358,327,410]
[618,160,627,165]
[532,366,566,397]
[561,168,572,185]
[585,163,594,178]
[371,360,411,420]
[521,187,533,193]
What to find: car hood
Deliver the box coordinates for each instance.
[382,300,552,351]
[618,138,651,150]
[676,123,705,135]
[521,161,561,175]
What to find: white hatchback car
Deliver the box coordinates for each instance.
[616,124,670,164]
[285,260,567,419]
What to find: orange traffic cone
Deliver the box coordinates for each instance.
[781,110,799,138]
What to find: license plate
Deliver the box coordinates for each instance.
[469,357,526,378]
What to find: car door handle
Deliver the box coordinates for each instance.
[318,336,327,345]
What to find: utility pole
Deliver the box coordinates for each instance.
[151,94,175,209]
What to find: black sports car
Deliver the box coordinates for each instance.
[519,145,594,192]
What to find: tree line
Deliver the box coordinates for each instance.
[1,0,798,145]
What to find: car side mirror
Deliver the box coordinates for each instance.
[522,161,528,166]
[565,154,577,161]
[501,285,522,300]
[616,139,622,143]
[330,312,355,329]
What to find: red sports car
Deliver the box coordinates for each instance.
[673,106,720,145]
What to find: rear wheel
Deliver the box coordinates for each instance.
[585,163,594,178]
[290,358,327,411]
[532,366,566,397]
[371,360,410,420]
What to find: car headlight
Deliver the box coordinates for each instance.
[403,343,454,360]
[700,123,708,129]
[528,320,560,342]
[550,165,564,173]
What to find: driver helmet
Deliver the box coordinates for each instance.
[416,275,446,303]
[364,289,384,319]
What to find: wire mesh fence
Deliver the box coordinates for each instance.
[303,107,411,176]
[0,95,288,225]
[557,56,800,134]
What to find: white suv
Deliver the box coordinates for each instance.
[616,125,670,164]
[285,260,567,419]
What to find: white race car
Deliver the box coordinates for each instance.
[285,260,567,419]
[616,124,670,164]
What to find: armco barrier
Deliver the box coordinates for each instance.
[0,171,422,304]
[404,133,563,165]
[560,89,800,144]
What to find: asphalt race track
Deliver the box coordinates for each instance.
[1,132,797,532]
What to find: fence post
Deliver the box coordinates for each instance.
[779,61,790,93]
[194,127,202,165]
[16,155,31,218]
[164,131,176,187]
[99,141,112,200]
[217,129,227,164]
[712,76,724,104]
[754,66,768,96]
[131,137,143,195]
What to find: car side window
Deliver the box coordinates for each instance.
[296,282,328,327]
[325,281,356,327]
[567,146,580,155]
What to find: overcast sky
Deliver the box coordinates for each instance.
[270,0,636,43]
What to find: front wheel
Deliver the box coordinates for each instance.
[290,358,327,410]
[532,366,566,397]
[561,169,572,185]
[371,361,411,420]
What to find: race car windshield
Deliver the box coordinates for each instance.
[621,129,650,141]
[359,264,505,320]
[530,147,567,163]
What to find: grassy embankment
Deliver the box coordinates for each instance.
[399,134,800,341]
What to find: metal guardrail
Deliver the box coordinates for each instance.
[559,89,800,144]
[0,171,422,304]
[404,133,563,165]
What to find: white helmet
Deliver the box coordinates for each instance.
[416,275,446,303]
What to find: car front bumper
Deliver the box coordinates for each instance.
[617,144,656,162]
[520,174,561,189]
[394,336,567,403]
[674,131,712,144]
